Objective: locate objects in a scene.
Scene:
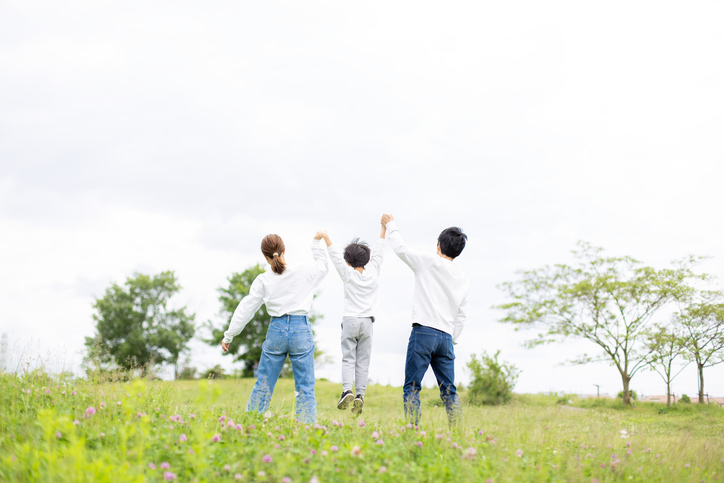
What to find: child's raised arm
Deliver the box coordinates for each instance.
[310,231,330,283]
[324,231,353,282]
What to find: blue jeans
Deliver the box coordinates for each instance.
[403,325,462,427]
[246,315,317,423]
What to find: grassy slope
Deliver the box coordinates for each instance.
[1,375,723,482]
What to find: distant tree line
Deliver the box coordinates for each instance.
[83,265,324,379]
[496,242,724,406]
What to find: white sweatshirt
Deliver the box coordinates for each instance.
[385,221,469,342]
[222,239,329,344]
[327,238,385,318]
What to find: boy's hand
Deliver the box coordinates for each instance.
[314,230,327,240]
[381,214,395,226]
[222,342,230,353]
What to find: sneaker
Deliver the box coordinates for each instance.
[337,390,354,410]
[351,395,364,415]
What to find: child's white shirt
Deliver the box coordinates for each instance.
[327,238,385,318]
[385,221,469,342]
[223,239,329,343]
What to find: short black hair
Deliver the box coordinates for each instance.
[344,238,371,268]
[438,227,467,259]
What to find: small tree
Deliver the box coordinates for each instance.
[496,242,703,406]
[677,293,724,404]
[203,264,325,377]
[466,351,520,405]
[84,271,195,377]
[641,323,689,406]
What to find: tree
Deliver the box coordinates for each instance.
[641,323,689,406]
[203,265,325,377]
[677,293,724,404]
[496,242,703,406]
[84,271,195,377]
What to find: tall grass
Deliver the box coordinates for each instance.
[1,372,722,482]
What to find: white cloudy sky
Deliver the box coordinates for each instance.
[2,1,724,398]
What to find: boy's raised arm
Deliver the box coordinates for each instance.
[381,214,432,273]
[322,231,352,282]
[367,224,386,272]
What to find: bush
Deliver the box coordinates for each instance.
[177,366,197,380]
[680,394,691,403]
[617,390,638,401]
[466,350,520,405]
[201,364,226,380]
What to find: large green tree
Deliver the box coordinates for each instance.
[203,264,324,377]
[676,293,724,404]
[496,242,703,406]
[84,271,195,377]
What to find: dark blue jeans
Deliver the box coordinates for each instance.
[403,325,462,427]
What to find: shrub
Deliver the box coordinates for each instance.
[466,350,520,405]
[177,366,197,380]
[617,390,638,401]
[202,364,226,380]
[680,394,691,403]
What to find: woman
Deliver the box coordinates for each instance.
[222,231,329,423]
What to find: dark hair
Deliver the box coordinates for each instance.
[438,227,467,259]
[344,238,371,268]
[261,234,286,274]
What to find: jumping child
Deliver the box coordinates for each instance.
[319,224,385,415]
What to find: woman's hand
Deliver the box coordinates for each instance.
[221,342,230,353]
[314,230,327,240]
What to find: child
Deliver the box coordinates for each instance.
[222,232,329,423]
[381,213,469,427]
[319,224,386,415]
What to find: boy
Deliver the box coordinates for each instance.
[319,224,386,415]
[381,213,468,427]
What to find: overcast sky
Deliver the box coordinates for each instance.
[2,1,723,398]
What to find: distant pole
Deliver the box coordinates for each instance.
[0,332,8,373]
[593,384,600,399]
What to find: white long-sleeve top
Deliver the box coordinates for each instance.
[385,221,469,342]
[222,239,329,344]
[327,238,385,318]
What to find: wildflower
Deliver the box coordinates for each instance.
[685,463,690,469]
[236,424,243,431]
[164,472,176,480]
[258,471,266,477]
[279,434,285,441]
[234,475,242,480]
[100,402,106,408]
[376,439,384,445]
[179,434,187,442]
[516,449,524,458]
[274,444,280,449]
[452,442,458,449]
[436,434,443,440]
[86,407,96,416]
[190,413,196,419]
[73,420,80,426]
[478,430,484,435]
[218,416,226,423]
[331,445,339,452]
[161,462,170,469]
[351,446,362,456]
[625,441,631,447]
[321,451,328,456]
[212,434,221,442]
[379,466,387,473]
[71,391,76,396]
[358,421,366,427]
[600,464,606,468]
[486,480,493,483]
[249,424,255,430]
[310,449,317,455]
[228,420,235,428]
[116,401,121,406]
[100,433,105,438]
[262,454,272,463]
[310,477,320,483]
[332,420,339,426]
[148,463,156,470]
[372,431,379,439]
[55,431,62,439]
[224,465,231,471]
[416,441,423,447]
[282,478,292,483]
[188,449,194,454]
[264,411,273,418]
[420,430,426,438]
[626,449,632,455]
[585,454,592,459]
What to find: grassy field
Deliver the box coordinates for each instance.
[1,373,723,482]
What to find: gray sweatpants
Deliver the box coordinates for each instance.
[340,316,374,396]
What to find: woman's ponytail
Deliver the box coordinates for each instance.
[261,234,286,274]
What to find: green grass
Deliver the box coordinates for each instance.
[1,373,723,482]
